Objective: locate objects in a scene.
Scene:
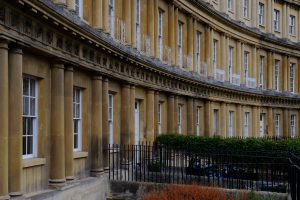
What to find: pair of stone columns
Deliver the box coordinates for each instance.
[51,64,107,183]
[0,40,23,199]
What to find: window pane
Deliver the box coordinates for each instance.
[23,78,29,96]
[74,120,78,133]
[30,98,36,116]
[27,136,33,155]
[23,97,29,115]
[74,134,78,149]
[23,136,26,155]
[30,80,36,97]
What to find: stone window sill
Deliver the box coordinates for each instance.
[73,151,88,159]
[23,158,46,168]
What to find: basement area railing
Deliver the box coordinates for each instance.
[108,143,300,200]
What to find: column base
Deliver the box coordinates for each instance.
[9,192,22,197]
[49,179,66,190]
[104,167,110,172]
[0,195,10,200]
[66,176,76,181]
[90,169,104,177]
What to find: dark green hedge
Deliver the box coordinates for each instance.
[155,134,300,155]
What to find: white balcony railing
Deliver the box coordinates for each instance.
[216,69,225,82]
[232,74,241,86]
[246,77,256,88]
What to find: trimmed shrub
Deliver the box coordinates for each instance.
[155,134,300,155]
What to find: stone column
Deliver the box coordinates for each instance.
[103,0,109,33]
[267,0,273,32]
[148,0,155,57]
[221,33,226,71]
[252,0,257,28]
[204,100,211,136]
[267,107,273,137]
[283,109,289,137]
[8,46,23,197]
[252,106,258,137]
[282,3,287,38]
[102,78,109,170]
[206,26,212,77]
[168,3,175,65]
[240,42,245,85]
[187,15,194,71]
[252,46,257,85]
[50,62,66,184]
[167,95,175,133]
[64,67,74,181]
[91,76,103,175]
[236,104,242,137]
[267,51,273,90]
[130,86,135,145]
[187,98,194,135]
[154,0,159,58]
[0,41,9,200]
[154,91,160,138]
[236,40,241,78]
[131,0,137,48]
[123,0,131,45]
[146,89,155,142]
[220,102,227,138]
[93,0,103,30]
[283,55,288,92]
[67,0,75,12]
[174,96,179,133]
[121,84,131,145]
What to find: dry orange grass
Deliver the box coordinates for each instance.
[143,185,233,200]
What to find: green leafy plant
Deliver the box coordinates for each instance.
[147,160,163,172]
[155,134,300,156]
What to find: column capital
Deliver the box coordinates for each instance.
[0,41,9,50]
[147,89,155,94]
[103,77,109,82]
[121,84,131,89]
[92,75,102,80]
[51,62,64,69]
[65,66,74,72]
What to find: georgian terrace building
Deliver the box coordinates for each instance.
[1,0,300,199]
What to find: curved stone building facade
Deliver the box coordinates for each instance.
[0,0,300,198]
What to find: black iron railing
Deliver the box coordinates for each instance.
[108,143,300,199]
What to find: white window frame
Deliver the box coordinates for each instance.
[258,2,264,25]
[73,88,82,151]
[290,63,295,93]
[291,115,296,137]
[275,114,280,137]
[227,0,233,11]
[178,22,183,67]
[196,107,200,136]
[158,9,163,60]
[243,0,249,18]
[108,94,114,144]
[275,60,279,91]
[289,15,295,35]
[136,0,141,50]
[260,113,264,137]
[196,31,201,73]
[244,52,249,83]
[213,40,217,79]
[244,112,249,138]
[75,0,83,18]
[178,105,182,134]
[274,9,280,32]
[22,77,38,159]
[259,56,264,88]
[228,111,233,137]
[228,47,233,83]
[158,102,162,135]
[109,0,115,38]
